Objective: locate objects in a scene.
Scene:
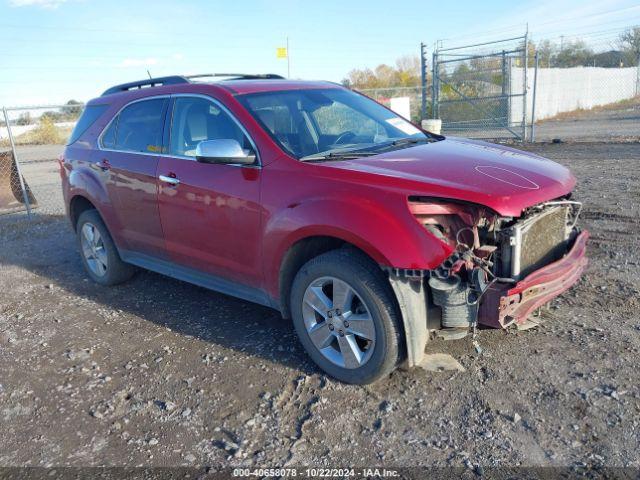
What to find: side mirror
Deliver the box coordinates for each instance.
[195,139,256,165]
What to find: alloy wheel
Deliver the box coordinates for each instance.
[302,276,376,369]
[80,222,108,277]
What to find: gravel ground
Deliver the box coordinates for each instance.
[0,142,639,472]
[533,100,640,142]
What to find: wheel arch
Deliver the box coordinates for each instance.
[277,233,389,320]
[68,193,123,251]
[69,194,98,230]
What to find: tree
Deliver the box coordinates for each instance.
[554,40,594,67]
[619,27,640,66]
[342,55,421,89]
[534,40,556,68]
[16,112,32,126]
[61,100,83,118]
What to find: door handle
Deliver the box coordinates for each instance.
[159,174,180,186]
[95,159,111,171]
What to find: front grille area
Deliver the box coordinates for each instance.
[512,206,570,279]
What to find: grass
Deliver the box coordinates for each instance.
[0,117,72,147]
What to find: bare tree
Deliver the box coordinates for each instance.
[619,27,640,65]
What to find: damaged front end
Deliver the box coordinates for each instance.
[408,196,588,334]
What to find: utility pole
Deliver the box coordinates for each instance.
[420,42,427,120]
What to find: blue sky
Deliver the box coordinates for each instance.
[1,0,639,106]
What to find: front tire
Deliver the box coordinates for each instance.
[290,249,404,384]
[76,209,135,286]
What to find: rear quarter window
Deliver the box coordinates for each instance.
[101,98,167,153]
[66,104,109,145]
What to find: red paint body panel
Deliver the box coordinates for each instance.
[157,158,263,287]
[66,81,585,309]
[94,149,166,258]
[326,137,575,217]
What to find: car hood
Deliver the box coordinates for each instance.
[325,137,575,217]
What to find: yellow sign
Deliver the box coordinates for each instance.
[276,47,288,59]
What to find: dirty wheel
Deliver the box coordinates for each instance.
[77,209,135,286]
[290,249,403,384]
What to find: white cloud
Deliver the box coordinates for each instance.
[119,58,159,68]
[9,0,69,8]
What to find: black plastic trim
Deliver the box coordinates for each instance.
[119,250,276,309]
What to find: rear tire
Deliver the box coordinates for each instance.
[76,209,135,286]
[290,249,404,384]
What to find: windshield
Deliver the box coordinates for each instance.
[238,88,434,160]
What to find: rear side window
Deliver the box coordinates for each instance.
[101,98,167,153]
[66,104,108,145]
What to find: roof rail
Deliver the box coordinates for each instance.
[101,73,286,97]
[185,73,285,80]
[101,75,189,96]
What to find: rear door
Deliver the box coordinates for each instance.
[97,96,169,258]
[157,94,264,289]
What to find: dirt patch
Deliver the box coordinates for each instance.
[540,96,640,123]
[533,100,640,142]
[0,142,639,470]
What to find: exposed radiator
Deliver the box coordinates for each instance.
[508,206,570,279]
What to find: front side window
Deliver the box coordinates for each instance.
[101,98,167,153]
[169,97,251,158]
[239,88,432,160]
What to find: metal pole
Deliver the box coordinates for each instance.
[431,52,438,119]
[636,53,640,96]
[531,51,539,142]
[522,32,528,142]
[420,42,427,120]
[501,50,507,129]
[286,37,290,78]
[2,106,32,218]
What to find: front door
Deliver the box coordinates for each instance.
[157,95,263,289]
[98,97,169,258]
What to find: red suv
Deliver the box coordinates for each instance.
[61,74,588,384]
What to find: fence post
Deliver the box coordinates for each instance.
[501,50,507,123]
[522,32,528,142]
[2,106,32,219]
[636,54,640,96]
[530,51,539,142]
[420,42,427,120]
[431,51,438,119]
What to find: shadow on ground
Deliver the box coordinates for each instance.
[0,213,317,375]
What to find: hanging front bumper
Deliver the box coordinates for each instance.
[478,231,589,329]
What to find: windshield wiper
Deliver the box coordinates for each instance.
[394,137,431,145]
[300,137,436,161]
[300,150,380,162]
[378,137,434,149]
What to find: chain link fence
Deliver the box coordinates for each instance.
[432,35,529,140]
[356,86,430,124]
[526,61,640,142]
[0,104,81,219]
